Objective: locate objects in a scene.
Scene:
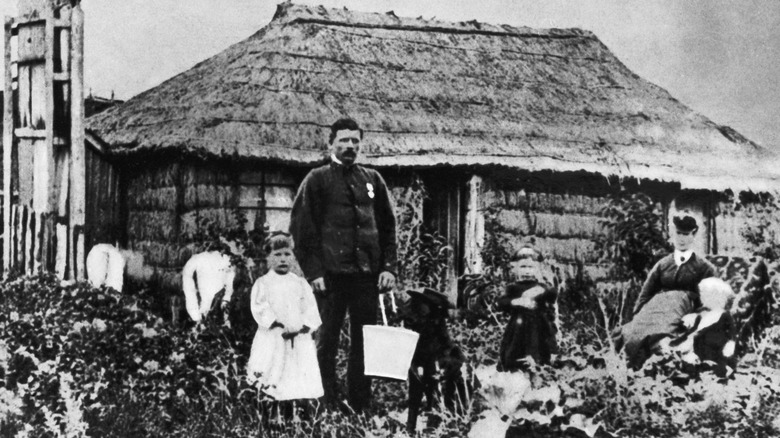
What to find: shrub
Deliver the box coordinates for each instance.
[0,274,252,437]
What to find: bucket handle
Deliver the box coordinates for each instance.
[378,292,398,326]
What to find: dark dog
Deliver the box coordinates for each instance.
[403,288,472,434]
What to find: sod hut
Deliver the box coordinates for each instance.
[85,2,780,299]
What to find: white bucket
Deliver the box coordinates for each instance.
[363,324,419,380]
[363,293,419,381]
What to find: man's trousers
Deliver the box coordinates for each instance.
[316,273,379,411]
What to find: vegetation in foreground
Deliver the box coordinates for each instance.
[1,274,780,437]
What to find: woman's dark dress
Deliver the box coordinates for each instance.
[633,253,717,316]
[496,280,557,371]
[620,252,717,368]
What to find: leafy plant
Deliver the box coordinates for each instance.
[595,191,672,283]
[392,174,428,291]
[739,191,780,261]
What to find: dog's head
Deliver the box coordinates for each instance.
[403,288,452,331]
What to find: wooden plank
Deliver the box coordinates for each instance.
[32,139,49,211]
[463,175,483,275]
[3,16,14,277]
[36,212,45,272]
[57,151,69,216]
[30,63,46,128]
[11,17,71,29]
[14,127,46,139]
[444,184,461,303]
[17,139,34,206]
[38,212,46,272]
[18,65,31,127]
[56,27,69,74]
[44,10,56,213]
[16,206,22,273]
[72,225,84,280]
[70,5,85,279]
[47,213,56,270]
[38,212,48,272]
[28,209,37,273]
[20,206,29,274]
[55,222,67,278]
[10,205,19,273]
[17,23,45,63]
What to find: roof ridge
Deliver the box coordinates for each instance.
[272,2,593,40]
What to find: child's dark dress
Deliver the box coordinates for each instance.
[496,280,557,371]
[670,308,737,377]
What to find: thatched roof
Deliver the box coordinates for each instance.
[86,2,780,191]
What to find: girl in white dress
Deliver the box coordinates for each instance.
[247,233,323,402]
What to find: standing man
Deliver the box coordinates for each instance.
[290,118,397,412]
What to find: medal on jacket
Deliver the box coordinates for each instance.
[366,182,375,199]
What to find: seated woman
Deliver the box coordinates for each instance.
[617,211,717,369]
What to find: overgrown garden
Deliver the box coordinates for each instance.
[2,190,780,437]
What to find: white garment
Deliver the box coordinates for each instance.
[181,251,235,323]
[247,271,323,401]
[674,249,694,267]
[86,244,126,292]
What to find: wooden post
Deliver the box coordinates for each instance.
[444,184,461,304]
[11,205,19,271]
[69,4,85,279]
[3,16,13,277]
[463,175,484,275]
[20,206,28,273]
[42,7,56,213]
[26,209,35,274]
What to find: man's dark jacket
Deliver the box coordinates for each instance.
[289,161,397,280]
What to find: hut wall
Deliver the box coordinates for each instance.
[125,161,300,278]
[125,162,182,272]
[713,197,768,256]
[715,206,751,255]
[84,145,121,250]
[481,179,610,281]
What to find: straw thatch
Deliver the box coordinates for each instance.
[486,188,607,216]
[86,2,779,192]
[179,209,241,236]
[127,211,177,241]
[133,240,193,269]
[495,210,605,240]
[498,232,599,264]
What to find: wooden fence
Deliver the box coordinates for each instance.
[3,204,61,277]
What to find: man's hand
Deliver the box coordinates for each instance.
[378,271,396,292]
[311,277,327,295]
